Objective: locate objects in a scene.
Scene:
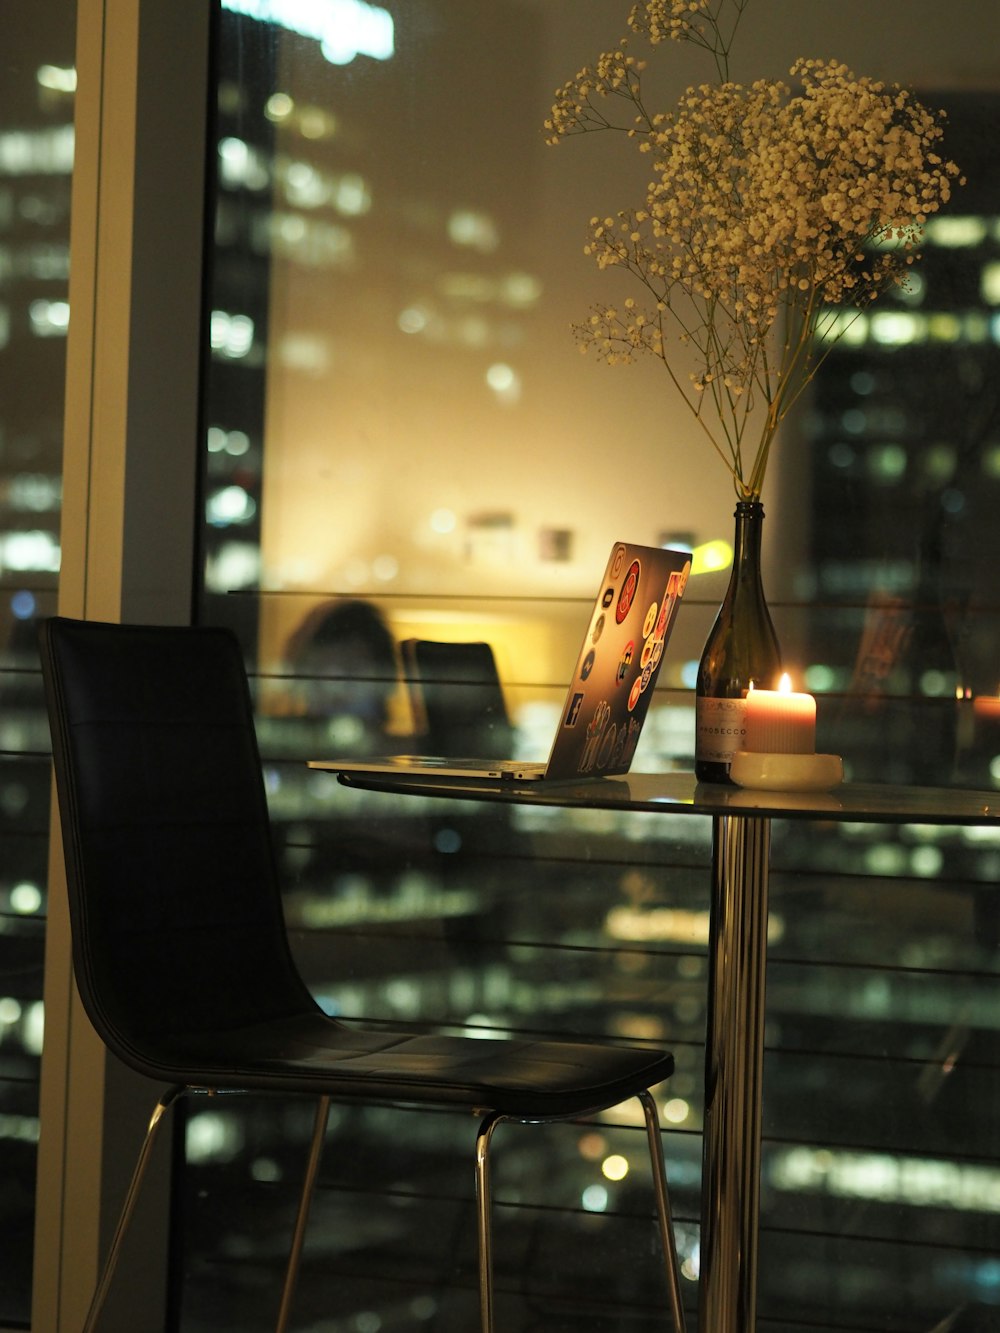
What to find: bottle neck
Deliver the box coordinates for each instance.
[730,500,765,591]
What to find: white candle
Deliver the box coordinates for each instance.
[743,673,816,754]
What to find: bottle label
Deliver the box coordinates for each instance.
[696,696,747,765]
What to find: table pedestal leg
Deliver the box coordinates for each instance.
[699,814,771,1333]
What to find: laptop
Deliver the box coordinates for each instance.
[312,541,691,784]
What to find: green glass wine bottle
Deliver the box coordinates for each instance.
[695,500,782,783]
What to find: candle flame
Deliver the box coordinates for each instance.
[778,672,792,694]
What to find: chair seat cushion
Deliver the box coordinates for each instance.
[151,1012,674,1118]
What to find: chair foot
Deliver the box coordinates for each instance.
[637,1089,687,1333]
[275,1095,331,1333]
[474,1110,504,1333]
[82,1084,185,1333]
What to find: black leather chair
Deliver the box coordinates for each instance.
[402,638,515,758]
[40,616,687,1333]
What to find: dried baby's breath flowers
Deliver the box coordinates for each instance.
[545,0,962,499]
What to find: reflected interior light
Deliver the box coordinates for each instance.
[803,664,836,693]
[210,309,254,358]
[218,136,269,190]
[1,530,60,572]
[222,0,394,66]
[265,91,294,121]
[0,125,74,175]
[372,553,398,581]
[205,541,261,592]
[923,443,956,482]
[185,1111,244,1163]
[22,1002,44,1057]
[921,668,956,697]
[11,589,36,620]
[37,64,77,93]
[581,1184,609,1213]
[690,539,732,576]
[0,998,21,1025]
[399,306,428,335]
[868,443,907,480]
[602,1154,629,1182]
[430,507,456,535]
[965,312,991,343]
[275,212,307,243]
[578,1131,607,1161]
[663,1098,689,1125]
[770,1144,1000,1213]
[250,1156,282,1182]
[10,882,42,914]
[299,107,336,139]
[911,845,943,877]
[986,261,1000,305]
[895,270,926,305]
[486,362,521,405]
[870,311,924,346]
[206,484,256,526]
[333,172,370,215]
[440,272,495,301]
[927,312,963,343]
[925,215,989,248]
[447,209,499,253]
[502,272,542,307]
[29,299,70,336]
[606,905,711,945]
[284,160,325,207]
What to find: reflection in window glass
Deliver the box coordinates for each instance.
[0,2,74,1324]
[193,3,1000,1329]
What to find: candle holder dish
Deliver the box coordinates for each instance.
[729,750,844,792]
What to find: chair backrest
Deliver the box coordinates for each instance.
[401,639,514,759]
[40,617,317,1078]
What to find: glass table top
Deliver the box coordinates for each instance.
[332,767,1000,826]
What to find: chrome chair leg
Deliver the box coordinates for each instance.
[82,1083,185,1333]
[637,1089,687,1333]
[474,1110,503,1333]
[276,1095,331,1333]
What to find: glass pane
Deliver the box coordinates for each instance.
[0,1,74,1324]
[193,2,1000,1329]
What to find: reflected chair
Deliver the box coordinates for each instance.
[40,616,687,1333]
[402,638,515,758]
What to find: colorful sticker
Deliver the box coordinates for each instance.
[592,613,605,644]
[642,601,658,638]
[564,692,585,727]
[616,640,635,684]
[578,700,612,772]
[596,723,618,768]
[628,677,643,710]
[602,585,615,609]
[610,544,627,579]
[615,559,641,624]
[655,589,671,638]
[580,649,596,681]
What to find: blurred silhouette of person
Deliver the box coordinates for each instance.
[284,598,400,756]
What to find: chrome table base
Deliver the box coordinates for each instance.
[700,813,772,1333]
